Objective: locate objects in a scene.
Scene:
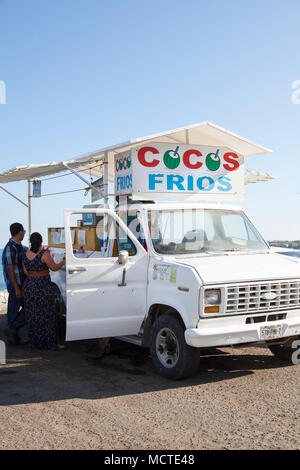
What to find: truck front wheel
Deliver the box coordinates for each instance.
[149,313,200,380]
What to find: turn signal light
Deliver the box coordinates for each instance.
[204,306,220,314]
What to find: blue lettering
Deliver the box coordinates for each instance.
[149,174,164,190]
[167,174,185,191]
[197,176,215,191]
[187,175,194,191]
[217,176,232,192]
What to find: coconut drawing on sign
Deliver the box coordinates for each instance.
[163,146,180,169]
[206,149,221,171]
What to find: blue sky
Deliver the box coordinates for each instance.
[0,0,300,246]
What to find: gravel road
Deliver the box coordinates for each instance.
[0,308,299,450]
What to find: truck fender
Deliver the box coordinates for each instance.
[141,304,186,347]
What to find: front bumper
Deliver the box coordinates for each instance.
[185,310,300,348]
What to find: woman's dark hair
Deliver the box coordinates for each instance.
[30,232,43,254]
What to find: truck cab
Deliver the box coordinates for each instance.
[58,202,300,379]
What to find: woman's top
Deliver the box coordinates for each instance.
[23,250,50,276]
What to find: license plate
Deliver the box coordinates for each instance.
[260,325,283,340]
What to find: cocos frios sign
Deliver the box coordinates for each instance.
[115,142,244,201]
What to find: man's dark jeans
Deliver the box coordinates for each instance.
[6,285,25,335]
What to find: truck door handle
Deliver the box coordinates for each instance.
[118,267,127,287]
[68,267,87,274]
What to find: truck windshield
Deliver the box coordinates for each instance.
[148,209,269,255]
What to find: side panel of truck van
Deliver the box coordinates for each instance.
[65,209,149,341]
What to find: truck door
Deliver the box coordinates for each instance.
[65,208,149,341]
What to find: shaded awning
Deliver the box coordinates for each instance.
[0,121,273,184]
[0,156,104,183]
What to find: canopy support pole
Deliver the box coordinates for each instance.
[0,185,28,208]
[62,162,104,197]
[103,151,109,207]
[28,180,32,236]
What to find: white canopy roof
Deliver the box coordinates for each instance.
[0,121,273,184]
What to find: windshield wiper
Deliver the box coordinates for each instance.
[223,248,246,252]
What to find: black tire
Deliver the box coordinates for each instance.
[149,313,200,380]
[268,339,299,364]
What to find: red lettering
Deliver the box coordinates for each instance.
[138,146,160,167]
[123,156,127,170]
[183,149,203,169]
[116,159,119,172]
[223,152,240,171]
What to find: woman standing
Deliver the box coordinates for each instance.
[22,232,65,350]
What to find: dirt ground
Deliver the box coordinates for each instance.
[0,308,299,451]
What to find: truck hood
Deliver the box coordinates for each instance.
[176,252,300,285]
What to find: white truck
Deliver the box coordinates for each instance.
[2,123,298,379]
[51,201,300,379]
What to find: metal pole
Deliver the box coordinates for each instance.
[62,162,104,196]
[0,186,28,208]
[185,129,190,144]
[103,151,109,208]
[28,179,32,237]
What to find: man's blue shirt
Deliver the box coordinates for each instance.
[2,239,27,288]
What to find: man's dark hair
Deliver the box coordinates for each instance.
[10,223,24,237]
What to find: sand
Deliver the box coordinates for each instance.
[0,305,299,450]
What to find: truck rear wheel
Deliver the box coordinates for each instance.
[149,313,200,380]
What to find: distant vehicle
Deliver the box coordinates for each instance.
[272,247,300,258]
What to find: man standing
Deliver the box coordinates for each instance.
[2,223,27,345]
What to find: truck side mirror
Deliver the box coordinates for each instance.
[118,250,129,265]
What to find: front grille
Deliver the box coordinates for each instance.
[245,313,287,324]
[226,280,300,314]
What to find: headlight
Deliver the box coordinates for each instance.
[204,289,221,314]
[204,289,221,305]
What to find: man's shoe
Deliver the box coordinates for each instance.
[4,329,19,346]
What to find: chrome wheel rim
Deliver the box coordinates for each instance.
[156,327,179,368]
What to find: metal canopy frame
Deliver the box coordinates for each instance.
[0,122,274,236]
[0,160,107,236]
